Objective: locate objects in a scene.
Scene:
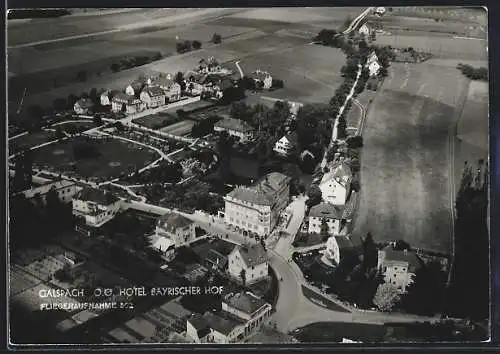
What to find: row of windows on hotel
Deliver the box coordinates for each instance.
[228,218,269,234]
[227,201,270,215]
[226,210,269,223]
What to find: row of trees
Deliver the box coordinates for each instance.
[457,63,488,81]
[176,39,202,54]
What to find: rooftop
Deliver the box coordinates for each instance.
[74,187,120,205]
[251,70,272,81]
[22,180,76,199]
[223,291,269,315]
[380,247,423,272]
[226,172,290,206]
[76,98,94,108]
[309,202,343,220]
[188,314,211,338]
[232,243,267,268]
[112,92,136,104]
[214,117,254,133]
[142,86,165,97]
[157,212,193,232]
[203,311,243,335]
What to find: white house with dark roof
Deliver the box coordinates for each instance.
[307,202,344,236]
[202,311,245,343]
[319,162,352,206]
[250,70,273,89]
[72,187,122,227]
[125,80,146,97]
[366,51,381,77]
[377,246,423,293]
[214,118,255,142]
[223,172,291,237]
[273,132,298,156]
[100,90,120,106]
[324,235,354,266]
[140,86,166,108]
[151,212,196,257]
[20,180,82,205]
[151,75,182,102]
[74,98,94,115]
[228,243,268,284]
[186,314,212,343]
[222,292,272,335]
[358,23,371,36]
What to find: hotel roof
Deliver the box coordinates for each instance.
[223,292,269,316]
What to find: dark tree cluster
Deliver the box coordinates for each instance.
[457,64,488,81]
[176,40,202,54]
[109,53,162,73]
[212,33,222,44]
[191,115,221,138]
[445,161,489,321]
[12,151,34,193]
[127,161,183,185]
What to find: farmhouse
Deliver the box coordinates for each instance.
[222,172,291,237]
[140,86,166,108]
[100,90,120,106]
[366,51,381,77]
[200,312,245,344]
[151,76,182,102]
[377,246,423,293]
[222,292,272,333]
[228,243,268,285]
[20,180,82,205]
[111,93,145,114]
[74,98,94,115]
[273,132,298,156]
[214,118,255,142]
[307,202,344,236]
[250,70,273,89]
[319,162,352,206]
[153,212,196,251]
[72,187,122,227]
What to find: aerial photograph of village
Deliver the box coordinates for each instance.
[7,6,490,345]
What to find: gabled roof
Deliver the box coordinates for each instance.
[379,247,423,272]
[150,235,175,252]
[329,162,352,187]
[142,86,165,97]
[309,202,344,220]
[74,187,120,205]
[188,314,211,338]
[157,212,193,232]
[214,118,254,133]
[112,92,135,103]
[152,76,176,88]
[251,70,271,81]
[223,292,269,316]
[231,243,267,268]
[22,180,76,199]
[129,80,145,91]
[205,249,228,269]
[281,132,298,146]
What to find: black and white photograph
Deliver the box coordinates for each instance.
[7,6,490,345]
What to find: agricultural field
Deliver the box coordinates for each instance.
[132,112,180,130]
[9,130,56,155]
[31,136,159,180]
[352,62,472,253]
[159,120,195,136]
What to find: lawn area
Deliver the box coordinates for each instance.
[159,120,195,136]
[58,120,95,133]
[352,62,470,253]
[31,135,159,181]
[9,130,55,155]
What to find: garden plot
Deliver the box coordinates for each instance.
[352,62,470,253]
[159,120,195,136]
[9,130,56,155]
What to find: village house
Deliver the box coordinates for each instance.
[151,75,182,102]
[273,132,298,156]
[250,70,273,89]
[111,93,145,114]
[222,172,291,237]
[73,98,94,115]
[20,180,82,205]
[366,51,381,77]
[228,243,268,285]
[307,202,345,236]
[214,118,255,142]
[222,292,272,335]
[72,187,122,228]
[319,162,352,206]
[100,90,120,106]
[377,246,423,293]
[324,235,354,266]
[150,212,197,259]
[186,314,212,343]
[289,101,303,119]
[125,80,146,97]
[203,249,228,273]
[375,7,386,16]
[139,86,166,108]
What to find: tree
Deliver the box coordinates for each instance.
[55,126,65,140]
[306,184,322,207]
[93,115,103,126]
[240,269,246,286]
[271,79,284,89]
[230,101,251,121]
[336,116,347,140]
[175,71,186,92]
[362,232,377,270]
[212,33,222,44]
[110,62,120,72]
[52,98,66,112]
[192,40,202,50]
[76,70,87,82]
[373,283,401,312]
[89,88,99,104]
[320,218,329,241]
[67,94,78,110]
[260,237,266,251]
[26,104,44,130]
[346,135,363,149]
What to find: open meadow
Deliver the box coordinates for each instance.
[9,130,56,155]
[352,62,473,253]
